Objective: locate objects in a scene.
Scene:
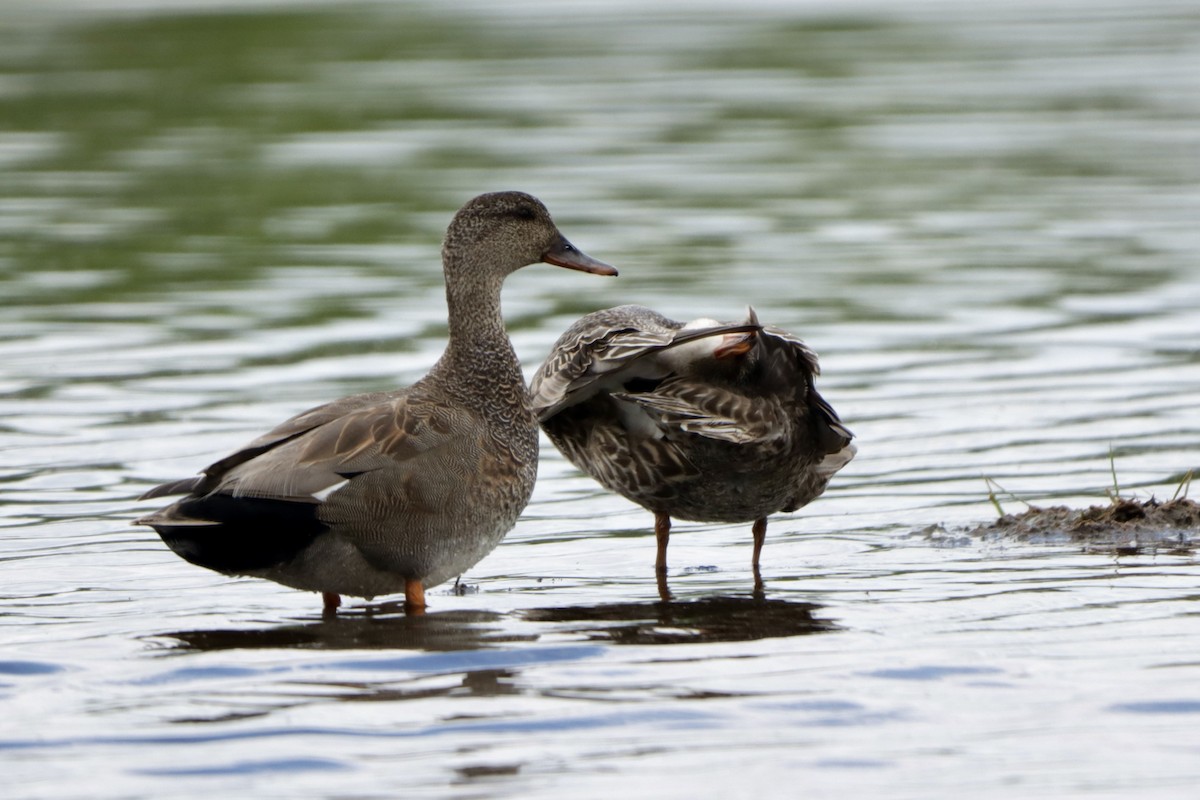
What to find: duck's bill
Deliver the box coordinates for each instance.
[668,322,762,354]
[543,235,618,276]
[713,330,757,359]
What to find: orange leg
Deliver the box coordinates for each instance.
[322,592,341,616]
[654,513,671,573]
[751,518,767,569]
[405,578,427,615]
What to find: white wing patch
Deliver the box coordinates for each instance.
[311,478,351,503]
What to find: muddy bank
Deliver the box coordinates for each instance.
[965,497,1200,553]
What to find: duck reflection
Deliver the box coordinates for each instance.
[160,608,525,653]
[522,594,832,646]
[159,592,831,653]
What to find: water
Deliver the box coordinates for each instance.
[3,0,1199,797]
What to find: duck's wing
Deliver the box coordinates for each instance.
[136,388,489,572]
[753,314,854,452]
[138,389,398,500]
[137,387,487,518]
[614,380,792,445]
[757,322,857,479]
[531,305,762,422]
[809,385,854,453]
[530,305,682,421]
[758,324,822,378]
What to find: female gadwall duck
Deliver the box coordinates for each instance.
[137,191,617,615]
[530,304,854,575]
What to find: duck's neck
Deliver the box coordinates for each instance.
[435,266,528,416]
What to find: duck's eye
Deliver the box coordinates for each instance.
[513,206,536,221]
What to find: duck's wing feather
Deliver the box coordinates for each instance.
[138,387,484,512]
[139,390,398,501]
[758,324,822,378]
[809,386,854,451]
[230,392,480,502]
[613,380,791,445]
[530,305,680,421]
[531,305,761,422]
[755,322,854,451]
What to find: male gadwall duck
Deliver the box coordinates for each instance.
[530,304,854,576]
[137,191,617,615]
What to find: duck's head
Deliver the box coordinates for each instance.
[443,191,617,279]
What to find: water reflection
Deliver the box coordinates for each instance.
[159,595,832,653]
[659,565,766,602]
[523,595,834,645]
[158,608,525,653]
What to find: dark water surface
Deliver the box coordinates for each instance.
[2,1,1199,797]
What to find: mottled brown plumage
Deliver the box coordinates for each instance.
[137,191,616,614]
[530,305,854,574]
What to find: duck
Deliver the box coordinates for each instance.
[530,304,854,577]
[137,191,617,615]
